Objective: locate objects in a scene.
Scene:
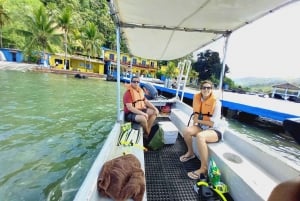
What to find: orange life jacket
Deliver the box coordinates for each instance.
[127,85,146,110]
[193,93,216,121]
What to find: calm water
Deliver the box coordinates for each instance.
[0,71,122,201]
[0,70,299,201]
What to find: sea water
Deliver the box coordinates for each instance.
[0,70,299,201]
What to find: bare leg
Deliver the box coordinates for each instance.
[188,130,219,178]
[135,115,148,134]
[146,114,156,134]
[145,108,157,135]
[180,126,201,159]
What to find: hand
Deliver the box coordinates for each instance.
[143,112,149,120]
[155,108,159,116]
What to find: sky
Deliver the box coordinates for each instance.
[193,1,300,79]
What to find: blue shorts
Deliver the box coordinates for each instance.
[125,109,147,122]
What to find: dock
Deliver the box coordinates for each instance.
[152,83,300,122]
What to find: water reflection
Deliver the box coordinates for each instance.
[0,71,120,201]
[228,118,300,166]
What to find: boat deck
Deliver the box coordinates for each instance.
[144,126,234,201]
[144,135,199,201]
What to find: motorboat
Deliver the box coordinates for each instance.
[74,1,300,201]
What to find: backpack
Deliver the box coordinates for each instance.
[144,124,164,150]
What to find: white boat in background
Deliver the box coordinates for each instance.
[74,1,300,201]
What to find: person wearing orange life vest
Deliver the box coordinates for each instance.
[123,76,159,135]
[179,80,225,180]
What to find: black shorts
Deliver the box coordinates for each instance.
[125,109,147,122]
[198,125,222,142]
[214,130,222,142]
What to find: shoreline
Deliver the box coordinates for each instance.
[0,61,106,79]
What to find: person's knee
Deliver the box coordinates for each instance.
[183,127,194,136]
[139,116,148,124]
[196,133,206,143]
[267,178,300,201]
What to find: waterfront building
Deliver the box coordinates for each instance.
[102,48,158,78]
[0,48,23,62]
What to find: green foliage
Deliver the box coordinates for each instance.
[81,21,104,57]
[0,0,119,56]
[193,49,233,88]
[22,5,62,56]
[0,3,10,47]
[156,70,163,79]
[165,61,177,78]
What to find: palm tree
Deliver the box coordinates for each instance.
[0,4,10,48]
[22,6,62,63]
[165,61,178,79]
[57,7,73,70]
[81,22,104,71]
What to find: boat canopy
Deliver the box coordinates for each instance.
[108,0,295,60]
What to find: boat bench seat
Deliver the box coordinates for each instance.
[170,108,278,201]
[208,142,278,201]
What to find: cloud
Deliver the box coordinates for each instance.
[194,2,300,79]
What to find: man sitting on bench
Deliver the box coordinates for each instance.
[123,76,159,136]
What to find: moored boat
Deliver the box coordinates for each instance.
[283,118,300,144]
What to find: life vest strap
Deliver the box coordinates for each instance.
[132,98,145,107]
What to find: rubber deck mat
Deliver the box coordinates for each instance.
[144,134,202,201]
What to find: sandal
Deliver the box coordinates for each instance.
[187,171,200,180]
[188,171,206,180]
[179,154,195,162]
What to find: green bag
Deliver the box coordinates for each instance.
[145,124,164,150]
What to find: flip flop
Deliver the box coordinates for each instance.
[187,171,200,180]
[179,154,195,162]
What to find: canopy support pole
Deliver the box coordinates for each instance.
[116,26,121,122]
[218,33,231,96]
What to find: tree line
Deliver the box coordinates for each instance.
[0,0,127,63]
[0,0,236,88]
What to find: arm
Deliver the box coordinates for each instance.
[192,95,199,126]
[125,103,147,116]
[144,99,159,115]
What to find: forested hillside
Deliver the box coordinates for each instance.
[0,0,127,62]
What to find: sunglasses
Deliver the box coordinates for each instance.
[132,81,140,83]
[201,86,212,90]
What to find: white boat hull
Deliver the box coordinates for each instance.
[74,99,300,201]
[74,115,146,201]
[170,100,300,201]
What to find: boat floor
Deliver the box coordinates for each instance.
[144,133,234,201]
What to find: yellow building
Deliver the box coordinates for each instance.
[49,48,159,77]
[49,53,104,74]
[103,49,158,78]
